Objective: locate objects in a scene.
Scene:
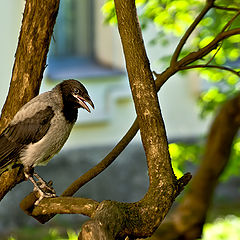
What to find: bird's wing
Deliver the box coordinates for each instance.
[0,106,54,170]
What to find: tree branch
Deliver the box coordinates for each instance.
[221,10,240,33]
[180,64,240,77]
[62,119,139,196]
[178,28,240,67]
[78,0,191,238]
[0,0,60,201]
[170,0,215,65]
[20,195,99,217]
[214,5,240,12]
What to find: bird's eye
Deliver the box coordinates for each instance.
[73,88,79,94]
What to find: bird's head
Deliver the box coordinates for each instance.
[59,79,94,112]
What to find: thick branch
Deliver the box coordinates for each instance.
[20,195,99,217]
[0,0,60,201]
[62,119,139,196]
[114,0,177,201]
[172,94,240,238]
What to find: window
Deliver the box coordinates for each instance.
[50,0,94,59]
[47,0,98,79]
[47,0,123,80]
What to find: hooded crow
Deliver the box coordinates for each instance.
[0,79,94,202]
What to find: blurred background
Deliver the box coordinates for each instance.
[1,0,238,239]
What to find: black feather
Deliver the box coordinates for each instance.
[0,106,54,172]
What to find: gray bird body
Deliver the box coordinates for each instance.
[17,89,74,168]
[0,80,94,176]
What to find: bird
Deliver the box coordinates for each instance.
[0,79,94,203]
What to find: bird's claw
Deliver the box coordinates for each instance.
[33,183,56,205]
[24,171,56,205]
[35,179,56,195]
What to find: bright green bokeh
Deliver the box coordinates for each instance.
[201,215,240,240]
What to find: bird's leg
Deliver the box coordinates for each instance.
[25,173,48,204]
[24,169,56,205]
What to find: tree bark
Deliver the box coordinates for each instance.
[0,0,60,201]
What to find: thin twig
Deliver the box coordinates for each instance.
[61,119,139,196]
[180,64,240,77]
[170,0,214,65]
[205,41,223,66]
[214,5,240,12]
[221,10,240,33]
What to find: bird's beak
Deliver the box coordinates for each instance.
[74,94,94,112]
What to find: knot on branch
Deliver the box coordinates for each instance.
[175,172,192,196]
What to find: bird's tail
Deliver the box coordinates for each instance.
[0,133,22,176]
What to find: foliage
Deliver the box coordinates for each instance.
[221,137,240,181]
[198,86,228,118]
[169,143,202,178]
[170,137,240,182]
[201,215,240,240]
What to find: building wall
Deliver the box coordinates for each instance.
[0,0,211,149]
[0,1,25,110]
